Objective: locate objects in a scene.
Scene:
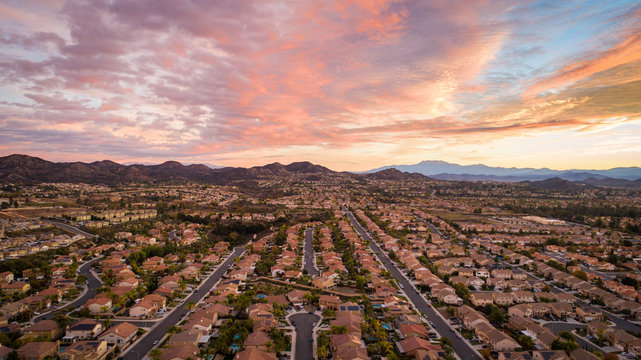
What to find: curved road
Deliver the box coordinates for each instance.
[543,322,601,352]
[44,220,98,239]
[303,228,319,276]
[290,313,320,360]
[344,207,482,360]
[121,246,246,360]
[35,256,103,322]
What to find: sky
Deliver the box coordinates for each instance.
[1,0,641,171]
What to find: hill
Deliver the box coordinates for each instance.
[0,154,423,185]
[365,160,641,182]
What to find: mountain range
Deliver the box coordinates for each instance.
[0,154,344,185]
[365,160,641,184]
[1,154,640,188]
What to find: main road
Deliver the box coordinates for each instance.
[343,207,482,360]
[303,228,319,276]
[121,246,246,360]
[44,220,98,239]
[290,313,320,360]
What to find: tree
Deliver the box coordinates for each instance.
[486,304,506,324]
[149,349,162,360]
[603,353,619,360]
[573,270,588,281]
[330,325,348,335]
[518,335,534,350]
[168,325,182,334]
[621,276,639,289]
[316,343,328,359]
[268,328,290,354]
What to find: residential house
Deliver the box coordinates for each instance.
[470,293,494,307]
[493,292,515,306]
[66,319,104,340]
[84,297,112,315]
[609,329,636,351]
[575,307,602,322]
[234,348,276,360]
[569,349,599,360]
[161,344,200,360]
[244,331,271,350]
[59,340,108,360]
[396,336,443,357]
[98,322,138,346]
[23,320,62,341]
[16,342,58,360]
[398,324,428,339]
[167,330,203,347]
[319,295,340,310]
[531,350,569,360]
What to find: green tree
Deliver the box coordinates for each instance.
[268,328,290,355]
[330,325,348,335]
[572,270,587,281]
[486,304,506,324]
[518,335,534,350]
[150,349,162,360]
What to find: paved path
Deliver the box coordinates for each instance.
[303,228,319,276]
[290,312,320,360]
[120,246,245,360]
[343,207,482,360]
[35,256,102,322]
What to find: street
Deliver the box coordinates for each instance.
[290,312,320,360]
[121,246,246,360]
[35,256,102,322]
[303,228,319,276]
[343,207,482,360]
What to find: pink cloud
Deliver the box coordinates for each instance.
[1,0,639,169]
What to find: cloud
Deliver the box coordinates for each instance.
[524,33,641,98]
[0,0,640,170]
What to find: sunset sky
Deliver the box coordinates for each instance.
[1,0,640,171]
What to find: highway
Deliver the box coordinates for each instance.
[121,246,246,360]
[290,313,320,360]
[35,256,103,322]
[303,228,319,276]
[343,207,482,360]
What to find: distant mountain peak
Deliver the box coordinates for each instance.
[365,160,641,182]
[158,160,184,167]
